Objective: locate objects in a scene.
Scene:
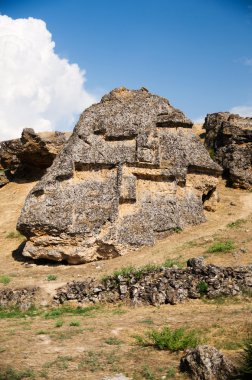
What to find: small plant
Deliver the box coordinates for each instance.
[166,366,176,378]
[104,336,122,345]
[163,259,183,268]
[141,365,155,380]
[171,226,182,233]
[0,275,11,285]
[134,326,199,351]
[55,319,64,328]
[0,367,35,380]
[69,320,80,327]
[46,274,57,281]
[227,219,246,229]
[197,280,208,295]
[207,240,234,253]
[237,336,252,379]
[36,330,48,335]
[208,147,215,160]
[139,318,154,325]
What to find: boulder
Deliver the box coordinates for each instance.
[180,345,236,380]
[0,170,9,188]
[17,87,222,264]
[0,128,69,182]
[204,112,252,189]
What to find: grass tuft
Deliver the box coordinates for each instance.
[0,275,11,285]
[207,240,234,253]
[46,274,57,281]
[0,367,35,380]
[134,325,199,351]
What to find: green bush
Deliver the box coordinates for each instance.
[207,240,234,253]
[197,280,208,295]
[134,326,199,351]
[0,275,11,285]
[237,337,252,379]
[46,274,57,281]
[0,367,34,380]
[104,336,122,345]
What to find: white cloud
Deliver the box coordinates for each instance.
[0,15,96,141]
[193,116,205,124]
[229,105,252,117]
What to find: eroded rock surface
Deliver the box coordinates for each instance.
[180,345,236,380]
[0,128,69,182]
[204,112,252,189]
[17,88,222,264]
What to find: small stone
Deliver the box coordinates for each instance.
[230,202,236,206]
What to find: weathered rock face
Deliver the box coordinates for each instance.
[204,112,252,189]
[180,345,236,380]
[17,88,222,264]
[0,128,69,181]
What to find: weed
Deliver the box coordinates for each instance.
[207,240,234,253]
[237,335,252,379]
[0,275,11,285]
[55,319,64,328]
[79,351,101,372]
[46,274,57,281]
[69,320,80,327]
[43,305,99,319]
[105,336,122,345]
[0,367,35,380]
[0,306,39,319]
[36,330,48,335]
[220,341,242,350]
[141,365,155,380]
[166,367,176,378]
[227,219,246,229]
[163,259,184,268]
[209,147,215,159]
[134,326,199,351]
[197,281,208,295]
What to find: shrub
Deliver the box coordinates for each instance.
[55,320,64,328]
[0,367,34,380]
[104,336,122,345]
[207,240,234,253]
[197,280,208,295]
[46,274,57,281]
[237,336,252,379]
[227,219,246,229]
[134,326,199,351]
[0,275,11,285]
[69,320,80,327]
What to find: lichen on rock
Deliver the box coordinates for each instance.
[17,88,222,264]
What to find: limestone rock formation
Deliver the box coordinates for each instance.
[0,128,69,182]
[180,345,236,380]
[204,112,252,189]
[17,87,222,264]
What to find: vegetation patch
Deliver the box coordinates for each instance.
[104,336,122,345]
[46,274,57,281]
[237,335,252,379]
[0,275,11,285]
[227,219,246,229]
[197,280,208,295]
[0,367,35,380]
[5,231,25,240]
[134,325,199,351]
[207,240,234,253]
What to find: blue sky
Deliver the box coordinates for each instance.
[0,0,252,136]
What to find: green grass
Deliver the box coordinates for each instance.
[104,336,122,345]
[237,336,252,379]
[69,320,80,327]
[134,326,199,351]
[46,274,57,281]
[163,258,184,269]
[197,280,208,295]
[208,147,215,160]
[0,306,39,319]
[207,240,235,253]
[227,219,246,229]
[55,319,64,328]
[0,367,35,380]
[0,275,11,285]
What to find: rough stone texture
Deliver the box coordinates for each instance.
[0,287,38,311]
[0,170,9,188]
[0,128,69,182]
[54,258,252,305]
[204,112,252,189]
[17,88,222,264]
[180,345,236,380]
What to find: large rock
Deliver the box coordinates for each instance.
[204,112,252,189]
[17,87,222,264]
[180,345,236,380]
[0,128,69,181]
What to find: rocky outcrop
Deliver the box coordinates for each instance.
[0,128,69,182]
[0,170,9,188]
[180,345,236,380]
[54,258,252,305]
[17,88,222,264]
[204,112,252,189]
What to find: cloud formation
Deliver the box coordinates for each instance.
[0,15,96,141]
[229,105,252,117]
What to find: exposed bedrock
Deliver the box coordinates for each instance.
[204,112,252,189]
[0,128,69,183]
[17,87,222,264]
